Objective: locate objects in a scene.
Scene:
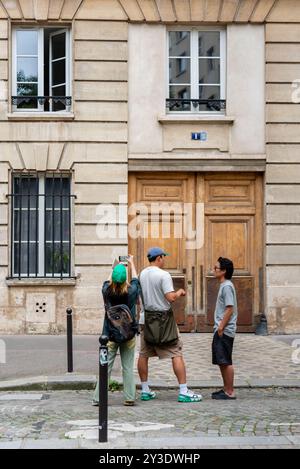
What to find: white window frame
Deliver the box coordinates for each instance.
[12,174,72,278]
[12,27,44,112]
[49,28,71,112]
[166,26,226,115]
[12,26,72,113]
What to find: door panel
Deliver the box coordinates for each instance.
[205,177,255,206]
[129,172,263,333]
[172,276,186,325]
[207,216,254,274]
[203,173,263,332]
[207,277,253,327]
[139,216,183,272]
[128,173,196,331]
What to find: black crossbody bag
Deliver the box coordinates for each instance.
[139,280,178,346]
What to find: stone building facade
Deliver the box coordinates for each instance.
[0,0,299,335]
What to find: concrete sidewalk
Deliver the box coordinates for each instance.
[0,334,299,390]
[1,435,299,449]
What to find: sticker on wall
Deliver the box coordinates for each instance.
[191,132,207,141]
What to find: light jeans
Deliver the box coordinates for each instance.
[93,337,136,403]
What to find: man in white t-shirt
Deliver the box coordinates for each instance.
[138,247,202,403]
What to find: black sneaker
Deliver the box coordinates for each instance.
[211,389,224,397]
[212,390,236,400]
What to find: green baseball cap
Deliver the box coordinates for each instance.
[112,263,127,284]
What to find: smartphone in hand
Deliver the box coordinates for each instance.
[119,256,129,265]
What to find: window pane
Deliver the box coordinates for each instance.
[52,85,66,97]
[12,175,72,277]
[17,83,38,109]
[169,85,191,111]
[17,30,38,56]
[169,31,190,56]
[45,178,70,208]
[52,59,65,86]
[199,85,220,99]
[13,176,39,276]
[44,176,71,275]
[13,243,37,276]
[17,83,38,96]
[13,177,38,207]
[45,178,57,209]
[199,58,220,84]
[14,210,38,242]
[45,243,70,275]
[17,57,38,82]
[198,31,220,57]
[52,32,66,60]
[16,98,38,109]
[199,85,221,111]
[52,85,67,111]
[169,58,190,84]
[45,210,70,243]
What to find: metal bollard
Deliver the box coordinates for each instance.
[66,307,73,373]
[98,335,109,443]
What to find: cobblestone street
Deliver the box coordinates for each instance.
[1,334,299,388]
[1,334,299,448]
[0,389,300,448]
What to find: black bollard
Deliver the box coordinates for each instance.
[66,307,73,373]
[98,335,109,443]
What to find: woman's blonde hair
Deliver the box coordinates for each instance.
[108,280,129,297]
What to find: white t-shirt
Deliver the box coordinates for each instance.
[139,266,174,324]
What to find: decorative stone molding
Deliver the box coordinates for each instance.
[0,0,279,23]
[0,0,83,20]
[11,142,66,170]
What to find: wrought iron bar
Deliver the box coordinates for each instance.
[11,96,72,107]
[166,98,226,111]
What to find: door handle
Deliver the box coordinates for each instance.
[191,266,195,311]
[259,266,264,313]
[200,265,203,310]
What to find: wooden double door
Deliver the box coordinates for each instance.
[128,172,264,332]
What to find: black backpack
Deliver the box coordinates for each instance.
[104,292,138,344]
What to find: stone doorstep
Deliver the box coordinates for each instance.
[0,374,300,391]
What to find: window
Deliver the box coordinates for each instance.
[12,27,71,112]
[10,174,73,278]
[167,28,226,113]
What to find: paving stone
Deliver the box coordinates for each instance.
[0,441,22,449]
[22,438,80,449]
[0,388,299,448]
[0,394,44,401]
[287,435,300,445]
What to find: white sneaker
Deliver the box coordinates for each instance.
[178,390,202,403]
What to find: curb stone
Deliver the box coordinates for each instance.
[0,374,300,391]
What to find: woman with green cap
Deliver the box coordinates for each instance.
[93,255,140,406]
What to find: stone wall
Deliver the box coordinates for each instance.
[0,0,128,334]
[0,0,300,334]
[265,2,300,333]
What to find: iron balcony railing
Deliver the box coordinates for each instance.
[11,96,72,109]
[166,98,226,112]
